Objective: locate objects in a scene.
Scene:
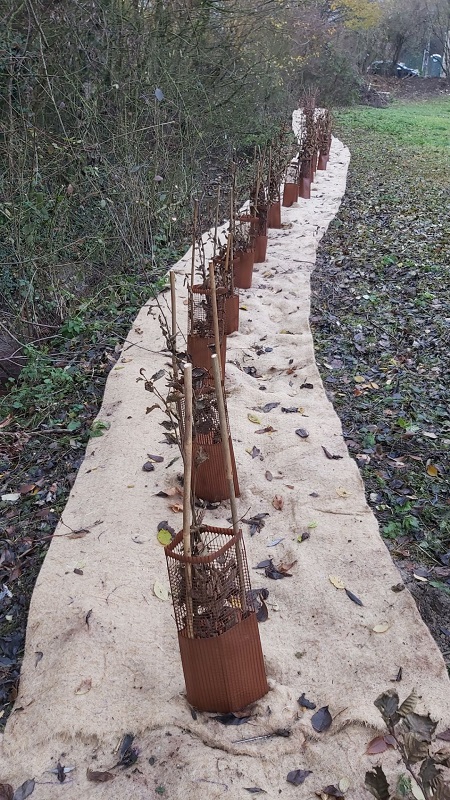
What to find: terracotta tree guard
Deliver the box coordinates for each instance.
[165,526,268,711]
[234,249,254,289]
[268,199,281,228]
[282,163,299,207]
[298,160,312,200]
[224,287,239,335]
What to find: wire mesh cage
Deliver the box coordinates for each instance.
[165,526,253,638]
[188,283,225,338]
[165,526,268,711]
[187,284,227,378]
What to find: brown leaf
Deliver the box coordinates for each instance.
[437,729,450,742]
[168,503,183,513]
[278,560,297,574]
[0,414,13,429]
[19,483,36,495]
[322,446,343,460]
[86,769,115,783]
[272,495,284,511]
[75,678,92,695]
[68,528,89,539]
[366,736,389,755]
[0,784,13,800]
[265,471,273,481]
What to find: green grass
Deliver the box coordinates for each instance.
[335,99,450,150]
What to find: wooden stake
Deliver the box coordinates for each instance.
[169,270,178,379]
[183,362,194,638]
[211,353,247,613]
[213,180,221,259]
[190,199,199,288]
[208,261,222,378]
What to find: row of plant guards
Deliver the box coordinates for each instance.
[143,106,332,713]
[283,97,332,206]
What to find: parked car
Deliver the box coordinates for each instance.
[368,61,420,78]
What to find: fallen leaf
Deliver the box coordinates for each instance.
[336,487,351,498]
[255,426,276,434]
[256,599,269,622]
[68,528,89,539]
[281,406,302,413]
[426,464,439,477]
[250,446,261,459]
[168,503,183,513]
[248,413,261,424]
[0,785,13,800]
[153,581,170,601]
[322,447,343,460]
[338,778,350,793]
[157,529,173,545]
[86,769,115,783]
[75,678,92,695]
[265,471,273,481]
[267,537,284,547]
[311,706,332,732]
[295,428,309,438]
[244,789,267,795]
[364,766,390,800]
[272,495,284,511]
[329,575,345,590]
[372,622,391,633]
[345,589,363,606]
[437,729,450,742]
[298,693,316,710]
[212,713,250,725]
[253,560,272,569]
[300,381,314,389]
[146,404,160,414]
[147,454,164,462]
[142,461,155,472]
[0,414,13,429]
[322,785,345,798]
[286,769,312,786]
[12,781,35,800]
[261,402,280,413]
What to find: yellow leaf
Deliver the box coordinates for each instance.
[354,375,366,383]
[248,413,261,424]
[372,622,391,633]
[239,305,248,310]
[157,529,172,546]
[336,487,351,498]
[426,464,439,477]
[329,575,345,590]
[153,581,170,601]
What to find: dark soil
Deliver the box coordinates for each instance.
[366,75,450,100]
[311,105,450,668]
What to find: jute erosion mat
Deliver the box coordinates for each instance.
[1,122,449,799]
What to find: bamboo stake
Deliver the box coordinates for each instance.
[190,199,199,288]
[208,261,222,378]
[183,362,194,638]
[213,180,221,259]
[211,353,247,613]
[169,270,178,379]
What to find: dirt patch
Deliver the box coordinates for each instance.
[365,75,450,100]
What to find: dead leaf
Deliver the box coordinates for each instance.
[295,428,309,438]
[329,575,345,589]
[0,784,13,800]
[75,678,92,695]
[372,622,391,633]
[321,785,345,798]
[142,461,155,472]
[272,495,284,511]
[86,769,115,783]
[426,463,439,477]
[336,487,351,498]
[153,581,170,601]
[265,471,273,481]
[146,404,160,414]
[322,446,343,460]
[298,693,316,710]
[286,770,312,786]
[311,706,332,732]
[0,414,13,429]
[168,503,183,513]
[68,528,89,539]
[345,588,363,606]
[437,729,450,742]
[248,413,261,424]
[147,454,164,463]
[11,780,35,800]
[255,426,276,434]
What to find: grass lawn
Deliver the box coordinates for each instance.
[311,98,450,662]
